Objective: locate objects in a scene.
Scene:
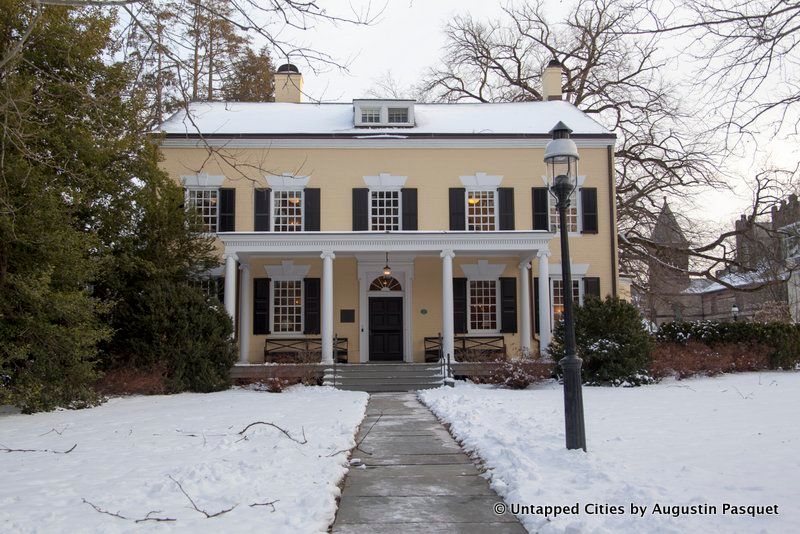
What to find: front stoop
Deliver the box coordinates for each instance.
[331,393,525,533]
[329,364,444,393]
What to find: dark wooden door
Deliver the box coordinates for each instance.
[369,297,403,361]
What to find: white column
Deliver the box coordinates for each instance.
[404,274,414,363]
[441,250,455,361]
[238,263,251,364]
[519,259,532,357]
[224,253,238,322]
[537,250,552,355]
[321,251,335,364]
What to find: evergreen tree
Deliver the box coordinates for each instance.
[224,46,275,101]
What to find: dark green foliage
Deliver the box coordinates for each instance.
[549,297,652,385]
[656,321,800,370]
[111,279,236,392]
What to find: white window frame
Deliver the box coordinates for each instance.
[467,279,501,334]
[465,188,499,232]
[361,107,381,124]
[181,173,225,235]
[363,174,408,232]
[267,174,309,233]
[369,189,402,231]
[550,278,583,326]
[184,187,220,233]
[269,280,304,335]
[540,175,587,236]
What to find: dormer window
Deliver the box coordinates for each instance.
[388,107,409,123]
[354,99,415,127]
[361,108,381,123]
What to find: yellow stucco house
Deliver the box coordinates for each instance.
[157,63,618,371]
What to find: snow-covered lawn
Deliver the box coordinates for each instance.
[420,372,800,533]
[0,386,367,533]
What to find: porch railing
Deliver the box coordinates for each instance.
[264,336,348,364]
[423,335,507,362]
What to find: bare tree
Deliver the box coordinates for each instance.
[420,0,760,289]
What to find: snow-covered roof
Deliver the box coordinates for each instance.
[682,270,789,295]
[159,100,614,137]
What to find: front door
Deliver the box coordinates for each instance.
[369,297,403,361]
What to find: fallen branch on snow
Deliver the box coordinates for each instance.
[0,443,76,454]
[249,500,279,512]
[328,412,383,457]
[82,498,175,523]
[168,475,237,518]
[237,422,307,445]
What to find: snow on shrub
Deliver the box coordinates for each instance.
[549,297,652,386]
[488,359,550,389]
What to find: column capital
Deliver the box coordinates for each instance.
[519,261,531,270]
[536,250,551,259]
[223,252,238,261]
[440,250,455,260]
[238,263,250,272]
[320,250,336,260]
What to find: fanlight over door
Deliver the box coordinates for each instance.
[369,276,402,292]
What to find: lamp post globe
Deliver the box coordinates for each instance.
[544,121,587,452]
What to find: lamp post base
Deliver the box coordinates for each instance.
[560,354,587,451]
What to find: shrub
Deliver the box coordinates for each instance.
[656,321,800,369]
[456,349,506,363]
[488,360,542,389]
[549,297,652,385]
[651,342,771,379]
[107,279,237,393]
[93,364,168,396]
[264,378,286,393]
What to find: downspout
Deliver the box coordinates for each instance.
[607,145,618,296]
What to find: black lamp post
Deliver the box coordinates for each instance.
[544,121,587,452]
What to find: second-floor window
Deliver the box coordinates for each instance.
[468,280,499,332]
[550,191,579,233]
[467,190,497,231]
[370,190,401,231]
[273,190,303,231]
[186,188,218,233]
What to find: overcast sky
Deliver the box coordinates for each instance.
[274,0,795,230]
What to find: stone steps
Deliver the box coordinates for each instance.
[327,363,444,392]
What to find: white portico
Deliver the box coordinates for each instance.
[219,231,554,365]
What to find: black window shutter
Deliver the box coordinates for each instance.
[216,277,225,305]
[401,188,418,230]
[500,277,518,333]
[534,277,540,334]
[304,278,321,334]
[352,188,369,231]
[218,188,235,232]
[453,278,467,334]
[581,187,598,234]
[532,187,549,231]
[304,188,320,231]
[254,188,271,231]
[449,188,466,230]
[584,277,601,300]
[253,278,270,335]
[498,187,515,230]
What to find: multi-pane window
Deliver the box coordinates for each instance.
[273,190,303,231]
[467,190,496,231]
[388,107,409,123]
[193,277,222,302]
[469,280,498,332]
[552,279,581,321]
[186,188,218,232]
[370,190,400,231]
[272,280,303,333]
[550,191,579,233]
[361,108,381,123]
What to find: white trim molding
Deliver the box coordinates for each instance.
[220,231,554,256]
[266,173,310,190]
[363,173,408,190]
[264,260,311,281]
[181,172,225,188]
[460,260,506,280]
[549,263,590,278]
[460,172,503,189]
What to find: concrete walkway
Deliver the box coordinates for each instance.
[332,393,525,533]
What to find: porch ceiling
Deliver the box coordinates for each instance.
[219,230,553,259]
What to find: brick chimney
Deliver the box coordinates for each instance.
[274,63,303,103]
[541,59,563,101]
